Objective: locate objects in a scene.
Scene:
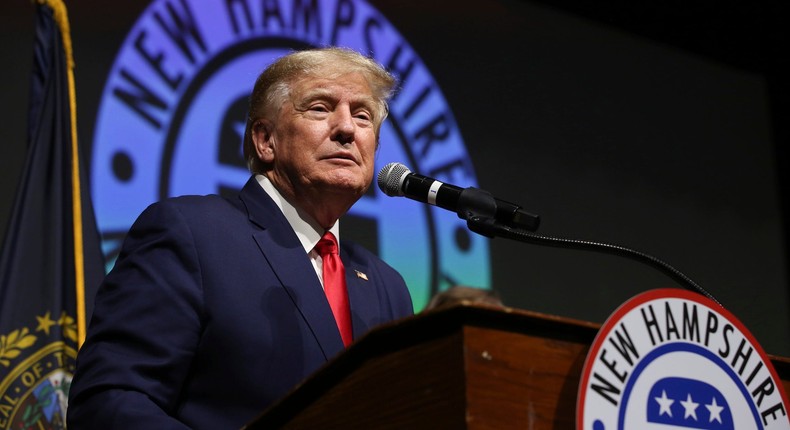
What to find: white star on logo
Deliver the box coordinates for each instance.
[680,393,699,420]
[706,397,724,423]
[655,390,674,417]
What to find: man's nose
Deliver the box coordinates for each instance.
[331,108,355,145]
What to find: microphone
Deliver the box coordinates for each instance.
[377,162,540,231]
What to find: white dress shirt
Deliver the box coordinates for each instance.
[255,174,339,288]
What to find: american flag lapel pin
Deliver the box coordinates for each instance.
[354,270,368,281]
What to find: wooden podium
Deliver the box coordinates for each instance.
[245,304,790,429]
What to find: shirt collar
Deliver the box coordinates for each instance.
[255,174,340,254]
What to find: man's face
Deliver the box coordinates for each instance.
[255,70,379,203]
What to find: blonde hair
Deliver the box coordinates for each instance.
[243,47,397,174]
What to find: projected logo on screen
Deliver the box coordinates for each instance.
[91,0,490,309]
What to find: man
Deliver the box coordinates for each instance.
[67,48,413,429]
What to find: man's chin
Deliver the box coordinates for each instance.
[324,168,370,187]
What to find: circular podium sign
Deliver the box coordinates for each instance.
[577,289,789,430]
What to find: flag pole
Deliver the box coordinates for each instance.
[37,0,88,348]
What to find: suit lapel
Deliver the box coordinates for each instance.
[341,244,381,336]
[239,178,345,360]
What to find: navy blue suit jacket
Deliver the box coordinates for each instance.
[68,177,413,429]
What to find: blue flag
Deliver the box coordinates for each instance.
[0,1,105,427]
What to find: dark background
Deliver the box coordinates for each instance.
[2,0,788,356]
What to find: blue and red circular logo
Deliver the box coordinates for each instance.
[578,289,789,429]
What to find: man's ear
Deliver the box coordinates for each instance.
[252,120,275,163]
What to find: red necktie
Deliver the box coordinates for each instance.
[315,232,352,347]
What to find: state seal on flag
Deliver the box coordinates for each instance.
[0,314,78,430]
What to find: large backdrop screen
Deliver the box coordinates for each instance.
[1,0,788,356]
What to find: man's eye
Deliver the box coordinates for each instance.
[309,104,329,112]
[354,112,371,121]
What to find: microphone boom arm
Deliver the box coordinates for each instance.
[456,187,541,232]
[376,161,719,306]
[457,193,721,307]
